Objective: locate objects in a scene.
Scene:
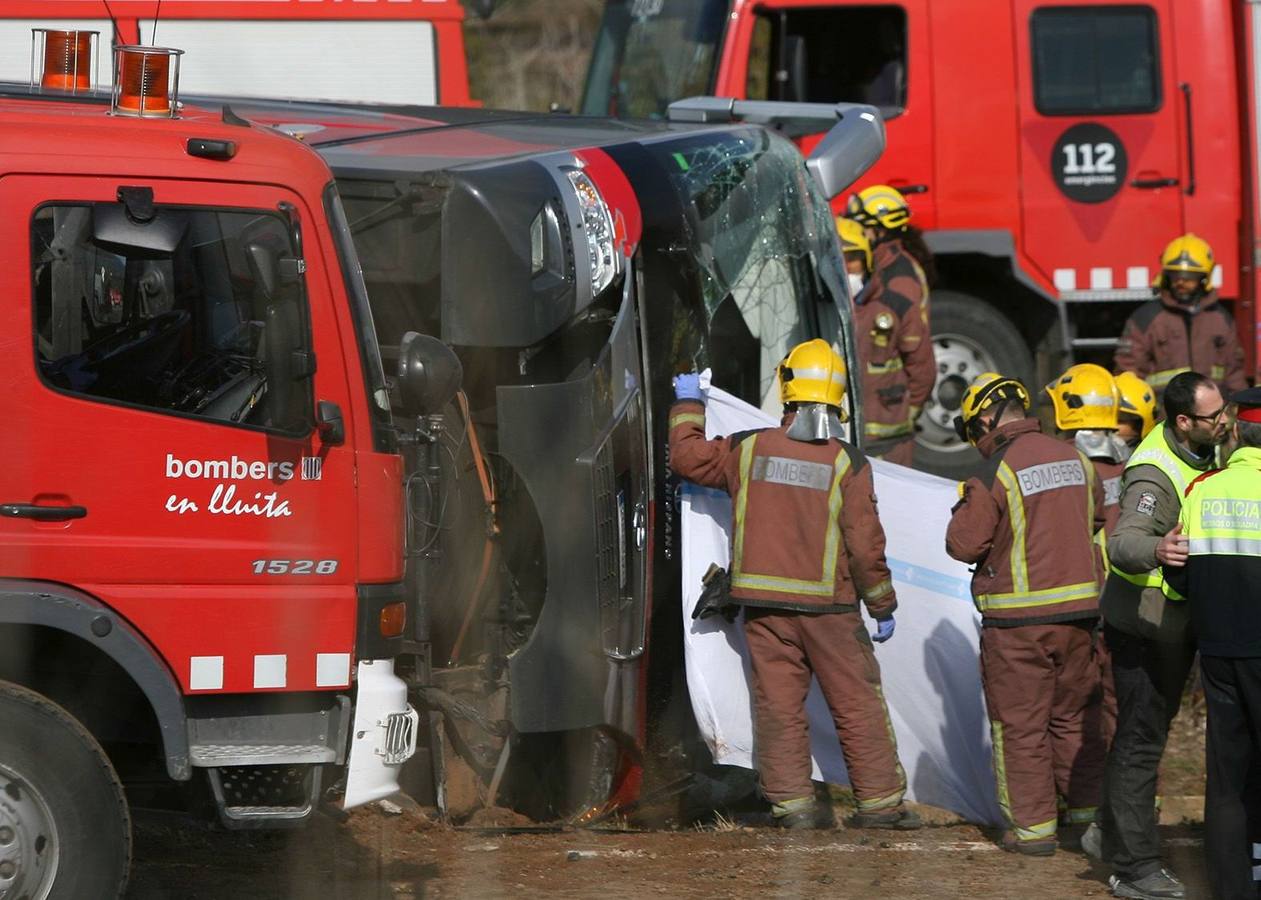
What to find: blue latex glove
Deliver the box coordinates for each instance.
[673,372,704,402]
[872,616,895,643]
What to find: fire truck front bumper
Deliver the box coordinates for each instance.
[343,658,419,809]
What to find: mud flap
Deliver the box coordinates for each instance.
[343,658,419,809]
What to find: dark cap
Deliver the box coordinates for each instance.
[1230,387,1261,422]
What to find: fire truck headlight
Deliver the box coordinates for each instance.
[566,169,621,296]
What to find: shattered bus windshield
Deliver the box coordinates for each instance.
[581,0,730,118]
[640,126,857,418]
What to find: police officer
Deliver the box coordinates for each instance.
[842,188,935,466]
[669,340,918,831]
[946,372,1106,856]
[1116,371,1159,451]
[1099,370,1227,900]
[837,214,934,466]
[1114,234,1246,399]
[1163,387,1261,900]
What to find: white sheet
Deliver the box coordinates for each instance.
[679,386,1004,825]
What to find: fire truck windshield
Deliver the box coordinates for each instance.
[580,0,730,119]
[325,184,396,453]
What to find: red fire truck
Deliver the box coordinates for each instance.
[0,0,474,106]
[0,37,453,898]
[581,0,1260,472]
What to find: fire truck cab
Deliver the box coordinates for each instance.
[582,0,1255,473]
[0,41,441,898]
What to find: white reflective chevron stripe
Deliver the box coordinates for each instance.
[1187,537,1261,555]
[789,366,845,384]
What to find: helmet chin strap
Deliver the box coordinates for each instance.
[969,398,1016,445]
[786,403,847,442]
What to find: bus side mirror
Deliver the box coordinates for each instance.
[397,332,462,417]
[806,104,886,200]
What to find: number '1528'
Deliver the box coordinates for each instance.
[251,559,339,575]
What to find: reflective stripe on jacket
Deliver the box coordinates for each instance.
[1113,289,1246,397]
[668,400,896,616]
[1165,446,1261,656]
[856,240,935,442]
[946,418,1105,623]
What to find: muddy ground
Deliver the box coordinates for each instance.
[126,704,1210,899]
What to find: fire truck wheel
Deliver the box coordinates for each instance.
[0,681,131,899]
[914,290,1033,478]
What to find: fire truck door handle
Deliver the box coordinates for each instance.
[0,504,87,521]
[1130,176,1179,189]
[893,184,929,194]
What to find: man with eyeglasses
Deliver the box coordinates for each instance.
[1096,371,1227,900]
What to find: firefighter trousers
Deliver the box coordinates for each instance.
[980,620,1105,842]
[1200,655,1261,900]
[743,607,906,813]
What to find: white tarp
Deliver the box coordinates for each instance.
[680,386,1004,825]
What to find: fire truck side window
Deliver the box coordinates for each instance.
[31,204,313,435]
[1031,7,1160,114]
[744,7,908,117]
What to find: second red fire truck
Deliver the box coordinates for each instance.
[582,0,1261,472]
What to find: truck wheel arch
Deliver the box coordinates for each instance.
[0,580,190,780]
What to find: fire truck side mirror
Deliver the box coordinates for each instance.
[806,104,886,200]
[397,331,462,417]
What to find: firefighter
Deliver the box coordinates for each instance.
[1114,234,1246,399]
[1163,387,1261,900]
[669,339,919,831]
[945,372,1106,856]
[1098,371,1226,900]
[1115,371,1158,451]
[1045,363,1130,534]
[842,188,935,466]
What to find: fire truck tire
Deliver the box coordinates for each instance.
[914,290,1034,478]
[0,680,131,899]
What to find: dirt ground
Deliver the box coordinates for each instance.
[125,703,1210,900]
[127,812,1209,900]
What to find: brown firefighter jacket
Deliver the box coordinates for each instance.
[856,239,935,443]
[1113,289,1246,396]
[668,400,896,617]
[946,419,1106,625]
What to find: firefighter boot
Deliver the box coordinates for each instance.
[1000,831,1058,857]
[846,805,922,831]
[773,797,836,831]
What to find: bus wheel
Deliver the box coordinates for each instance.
[915,289,1034,479]
[0,681,130,899]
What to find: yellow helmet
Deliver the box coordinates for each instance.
[1159,233,1214,294]
[1044,363,1120,431]
[836,216,872,271]
[954,372,1030,444]
[779,339,847,408]
[1115,370,1157,438]
[846,184,911,232]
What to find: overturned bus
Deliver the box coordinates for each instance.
[213,97,884,819]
